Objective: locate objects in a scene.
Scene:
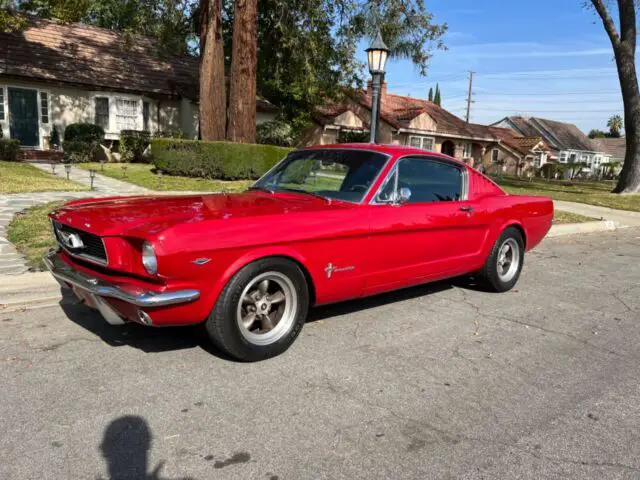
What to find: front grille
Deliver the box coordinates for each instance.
[53,221,108,265]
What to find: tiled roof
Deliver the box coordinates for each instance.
[348,90,499,140]
[0,17,198,99]
[499,116,595,152]
[590,137,626,162]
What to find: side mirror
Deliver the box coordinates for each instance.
[394,187,411,205]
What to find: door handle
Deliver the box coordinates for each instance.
[459,206,474,213]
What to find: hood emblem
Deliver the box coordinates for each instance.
[59,230,84,250]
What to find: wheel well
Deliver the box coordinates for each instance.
[258,255,317,306]
[506,223,527,248]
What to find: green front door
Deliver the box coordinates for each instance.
[8,88,39,147]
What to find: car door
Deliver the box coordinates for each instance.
[364,156,490,295]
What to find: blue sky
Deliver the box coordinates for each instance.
[379,0,626,132]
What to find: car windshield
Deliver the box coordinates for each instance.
[253,149,388,203]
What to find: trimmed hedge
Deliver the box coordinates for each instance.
[63,123,105,143]
[62,140,100,163]
[152,138,293,180]
[120,130,151,162]
[62,123,105,163]
[0,139,21,161]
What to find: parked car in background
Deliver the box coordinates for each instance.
[45,144,553,361]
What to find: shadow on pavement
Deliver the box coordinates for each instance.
[100,415,194,480]
[59,275,486,357]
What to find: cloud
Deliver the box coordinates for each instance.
[454,47,612,59]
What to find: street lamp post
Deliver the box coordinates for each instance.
[366,31,390,144]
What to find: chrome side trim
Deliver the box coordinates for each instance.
[44,251,200,308]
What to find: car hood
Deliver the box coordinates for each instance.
[50,192,352,237]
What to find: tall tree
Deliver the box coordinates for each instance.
[434,83,441,106]
[199,0,226,140]
[590,0,640,193]
[428,87,433,102]
[227,0,258,143]
[588,128,607,138]
[607,114,623,138]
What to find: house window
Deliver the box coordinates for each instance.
[115,98,139,130]
[569,153,577,163]
[142,101,150,132]
[95,97,109,129]
[560,152,567,163]
[492,148,499,163]
[408,136,434,151]
[581,154,588,163]
[0,87,4,121]
[40,92,49,124]
[463,143,472,158]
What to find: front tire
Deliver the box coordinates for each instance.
[206,258,309,361]
[479,227,524,292]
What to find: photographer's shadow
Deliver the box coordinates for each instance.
[99,415,194,480]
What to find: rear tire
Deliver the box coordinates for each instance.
[479,227,524,292]
[205,258,309,361]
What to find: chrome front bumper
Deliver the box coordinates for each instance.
[44,250,200,309]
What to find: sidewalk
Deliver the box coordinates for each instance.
[553,200,640,227]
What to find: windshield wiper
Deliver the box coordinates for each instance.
[278,187,332,203]
[248,186,275,194]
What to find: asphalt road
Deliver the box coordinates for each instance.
[1,229,640,480]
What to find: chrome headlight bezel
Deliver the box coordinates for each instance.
[142,241,158,275]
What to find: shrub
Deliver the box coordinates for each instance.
[152,138,293,180]
[63,123,105,143]
[0,139,21,161]
[120,130,151,162]
[62,140,100,163]
[50,124,60,149]
[256,121,294,147]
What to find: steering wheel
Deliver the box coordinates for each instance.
[348,184,368,193]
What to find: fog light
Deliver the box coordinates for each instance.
[142,241,158,275]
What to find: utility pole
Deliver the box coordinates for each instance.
[465,71,475,123]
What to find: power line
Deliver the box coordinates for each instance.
[473,90,621,96]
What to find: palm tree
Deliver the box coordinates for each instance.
[607,114,624,138]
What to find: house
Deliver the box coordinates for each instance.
[0,17,278,152]
[590,137,626,166]
[302,84,550,176]
[492,116,612,174]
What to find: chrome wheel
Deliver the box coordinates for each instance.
[236,271,298,346]
[497,238,520,283]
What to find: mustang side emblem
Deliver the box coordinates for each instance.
[59,231,84,250]
[324,263,355,279]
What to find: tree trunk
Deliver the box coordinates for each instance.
[227,0,257,143]
[612,43,640,193]
[199,0,226,141]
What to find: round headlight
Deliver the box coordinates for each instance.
[142,242,158,275]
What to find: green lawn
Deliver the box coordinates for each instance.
[494,176,640,212]
[0,161,87,194]
[77,163,252,192]
[7,201,61,270]
[553,210,598,224]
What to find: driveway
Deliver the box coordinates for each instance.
[1,229,639,479]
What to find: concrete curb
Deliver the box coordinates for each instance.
[548,220,620,237]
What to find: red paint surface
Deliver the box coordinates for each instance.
[50,144,553,326]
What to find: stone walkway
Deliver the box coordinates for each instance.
[31,162,150,196]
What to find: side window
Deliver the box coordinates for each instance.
[398,158,463,203]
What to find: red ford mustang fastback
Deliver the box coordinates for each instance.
[46,144,553,361]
